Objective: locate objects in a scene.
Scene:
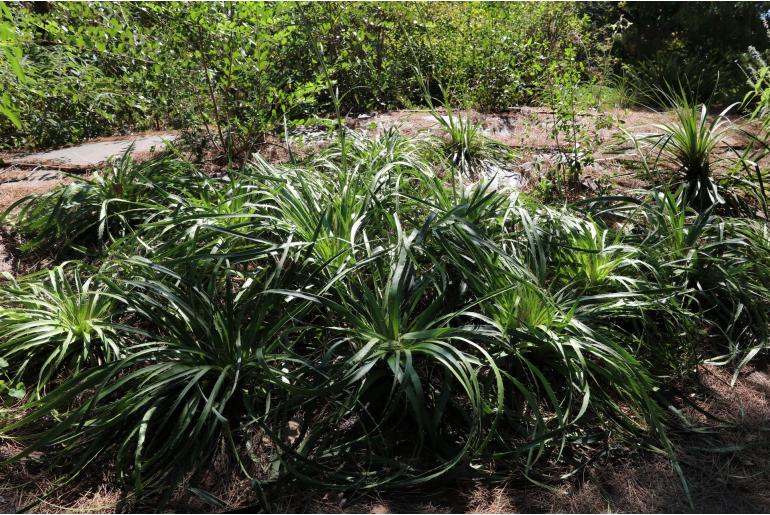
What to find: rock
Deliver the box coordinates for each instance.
[7,132,176,170]
[482,161,526,190]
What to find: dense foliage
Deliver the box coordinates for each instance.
[4,1,766,152]
[1,101,770,505]
[2,2,770,510]
[586,2,770,102]
[0,2,601,151]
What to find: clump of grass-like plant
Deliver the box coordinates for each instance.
[0,263,125,396]
[3,149,193,254]
[4,129,770,508]
[415,71,514,178]
[1,258,319,501]
[629,86,737,209]
[431,105,513,178]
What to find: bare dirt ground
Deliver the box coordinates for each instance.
[0,107,755,213]
[0,110,768,513]
[345,107,754,154]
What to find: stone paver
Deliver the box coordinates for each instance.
[7,132,176,170]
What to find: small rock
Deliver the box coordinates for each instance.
[482,161,526,190]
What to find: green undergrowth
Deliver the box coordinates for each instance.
[0,124,769,509]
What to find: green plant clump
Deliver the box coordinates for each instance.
[1,127,769,508]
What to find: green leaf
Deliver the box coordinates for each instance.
[7,388,25,399]
[0,96,21,129]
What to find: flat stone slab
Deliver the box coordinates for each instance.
[7,132,176,170]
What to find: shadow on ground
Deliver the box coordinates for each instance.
[3,364,770,514]
[259,364,770,514]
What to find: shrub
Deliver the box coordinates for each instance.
[1,2,599,151]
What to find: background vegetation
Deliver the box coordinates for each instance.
[2,1,768,152]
